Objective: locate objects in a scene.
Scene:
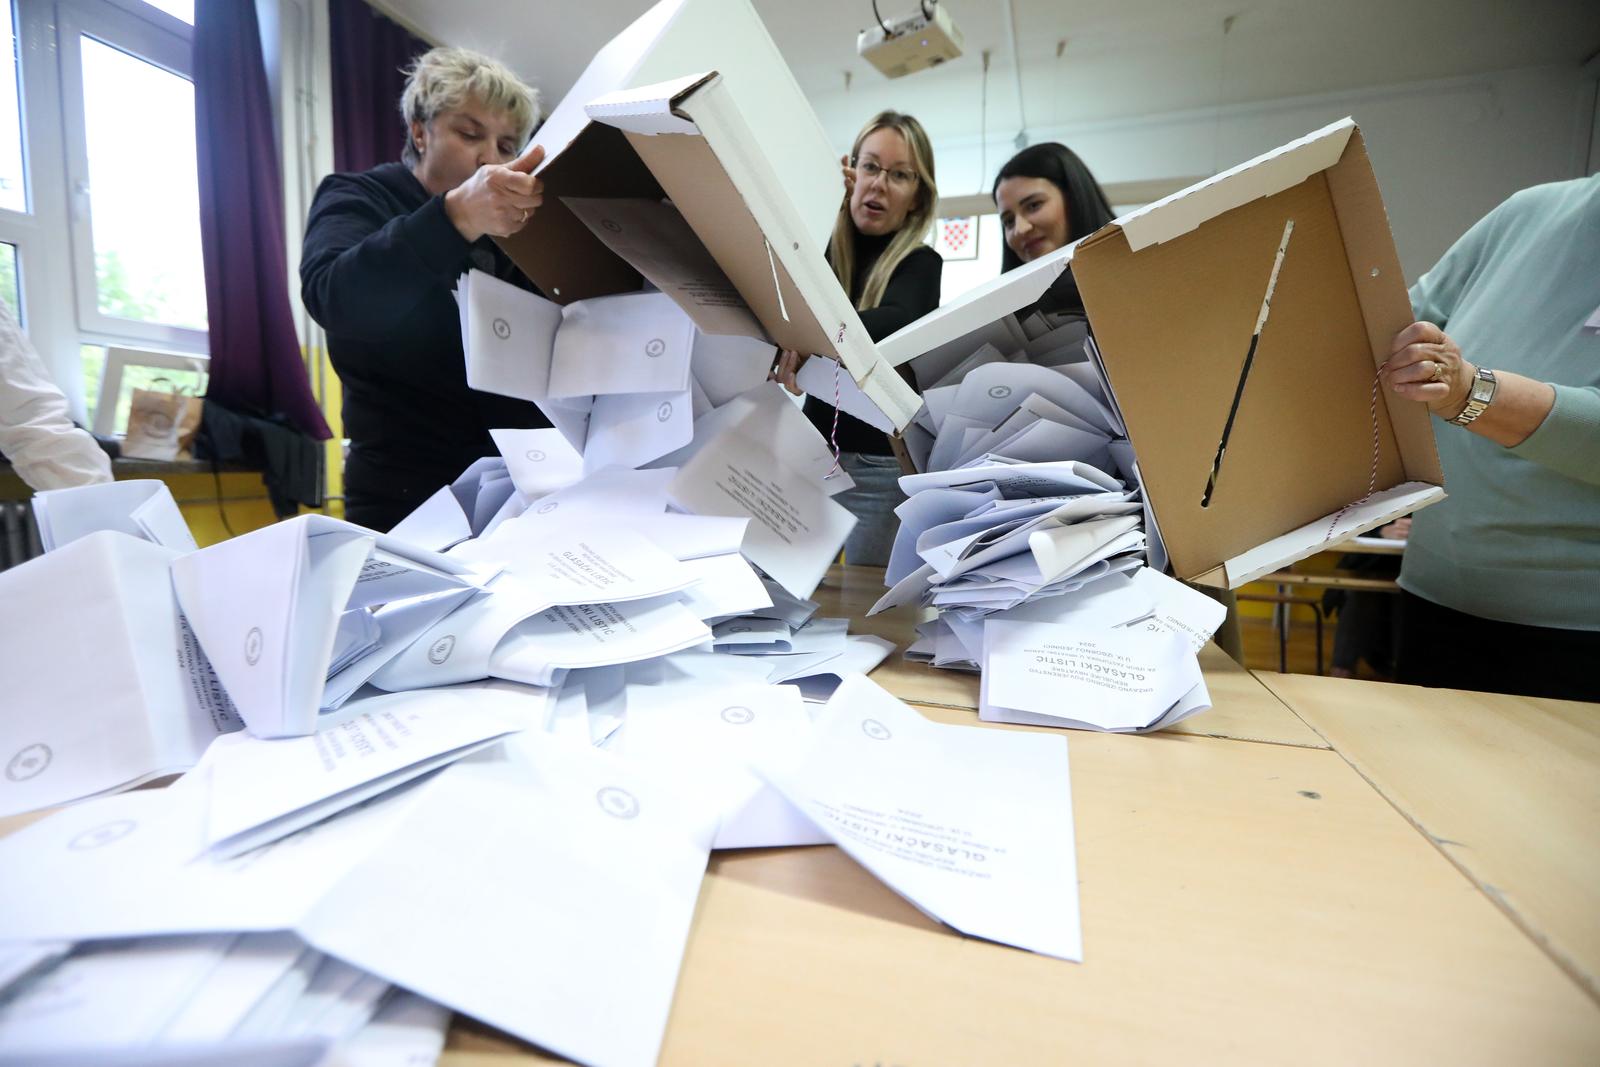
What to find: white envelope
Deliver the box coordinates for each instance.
[31,479,197,553]
[0,532,242,817]
[170,516,476,738]
[761,675,1082,960]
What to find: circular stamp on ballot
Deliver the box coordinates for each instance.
[5,743,51,782]
[602,219,622,234]
[492,317,511,340]
[537,502,559,515]
[720,706,754,725]
[988,385,1012,400]
[596,786,640,820]
[69,819,137,851]
[860,718,892,741]
[244,627,264,666]
[525,449,546,462]
[656,401,673,422]
[427,635,456,665]
[645,338,667,358]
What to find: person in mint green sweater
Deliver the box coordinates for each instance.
[1380,175,1599,701]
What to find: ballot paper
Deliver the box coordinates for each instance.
[980,618,1205,732]
[0,743,706,1067]
[320,586,478,711]
[617,682,825,849]
[381,527,701,690]
[652,382,855,496]
[786,634,897,702]
[170,515,477,738]
[294,747,715,1067]
[795,355,895,433]
[489,427,585,497]
[196,689,524,857]
[668,413,855,600]
[761,675,1081,960]
[673,551,772,620]
[490,596,712,686]
[0,532,242,818]
[31,479,197,553]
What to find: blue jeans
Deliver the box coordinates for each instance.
[834,451,905,567]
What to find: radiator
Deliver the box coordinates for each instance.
[0,499,42,572]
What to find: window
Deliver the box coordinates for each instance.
[0,0,204,427]
[60,0,206,351]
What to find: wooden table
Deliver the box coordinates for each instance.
[441,566,1600,1064]
[1258,672,1600,1002]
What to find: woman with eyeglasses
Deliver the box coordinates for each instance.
[772,110,942,567]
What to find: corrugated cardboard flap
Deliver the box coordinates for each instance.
[1116,118,1354,252]
[1214,481,1445,588]
[595,74,921,429]
[1074,118,1443,586]
[877,243,1074,368]
[582,73,716,135]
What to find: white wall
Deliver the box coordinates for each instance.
[905,62,1596,287]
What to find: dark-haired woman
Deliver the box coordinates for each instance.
[993,141,1115,272]
[993,142,1244,661]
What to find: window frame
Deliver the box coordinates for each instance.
[56,0,206,353]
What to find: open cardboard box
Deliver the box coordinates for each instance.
[493,0,921,430]
[878,118,1445,589]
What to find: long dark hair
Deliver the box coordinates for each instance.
[993,142,1114,273]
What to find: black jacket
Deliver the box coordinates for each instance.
[804,232,942,454]
[300,162,548,531]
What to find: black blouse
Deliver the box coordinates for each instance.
[803,231,943,455]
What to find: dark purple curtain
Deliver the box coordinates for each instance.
[193,2,331,440]
[328,0,430,175]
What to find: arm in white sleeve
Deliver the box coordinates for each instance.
[0,305,113,491]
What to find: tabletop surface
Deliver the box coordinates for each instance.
[1258,670,1600,1002]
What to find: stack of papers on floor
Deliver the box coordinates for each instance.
[874,344,1226,733]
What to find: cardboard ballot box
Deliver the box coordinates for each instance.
[496,0,922,431]
[878,118,1445,589]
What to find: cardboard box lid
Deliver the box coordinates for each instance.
[581,73,920,429]
[497,0,838,305]
[1072,119,1444,585]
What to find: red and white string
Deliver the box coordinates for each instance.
[1323,369,1383,542]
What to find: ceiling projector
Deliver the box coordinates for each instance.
[857,1,965,79]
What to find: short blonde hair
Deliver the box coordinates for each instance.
[399,47,538,165]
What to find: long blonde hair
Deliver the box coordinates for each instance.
[829,111,939,311]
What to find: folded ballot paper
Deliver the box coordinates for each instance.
[169,515,482,738]
[0,928,451,1063]
[31,478,197,553]
[0,741,714,1067]
[191,687,527,858]
[375,524,710,690]
[0,531,242,818]
[760,675,1082,960]
[463,268,767,473]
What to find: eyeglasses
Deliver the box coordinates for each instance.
[855,158,919,190]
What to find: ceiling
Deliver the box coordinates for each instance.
[377,0,1600,151]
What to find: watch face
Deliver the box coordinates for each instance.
[1471,377,1495,403]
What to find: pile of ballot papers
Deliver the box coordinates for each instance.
[0,261,1089,1065]
[871,333,1230,734]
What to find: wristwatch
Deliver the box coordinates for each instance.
[1449,367,1497,426]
